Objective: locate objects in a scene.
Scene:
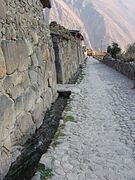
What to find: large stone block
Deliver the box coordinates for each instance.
[17,40,29,72]
[35,47,43,67]
[24,39,33,56]
[31,48,43,68]
[37,72,46,95]
[41,88,53,110]
[1,40,29,74]
[30,31,39,45]
[31,53,39,67]
[48,71,53,87]
[3,72,24,99]
[1,40,19,75]
[0,47,6,79]
[41,44,50,61]
[23,86,37,112]
[31,98,45,129]
[12,113,36,145]
[21,71,31,90]
[15,96,24,118]
[0,94,14,142]
[29,69,38,84]
[0,146,11,180]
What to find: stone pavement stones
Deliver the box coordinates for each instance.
[36,58,135,180]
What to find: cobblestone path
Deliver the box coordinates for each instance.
[40,58,135,180]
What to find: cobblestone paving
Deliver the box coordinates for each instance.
[40,58,135,180]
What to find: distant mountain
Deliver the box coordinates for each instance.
[44,0,91,47]
[46,0,135,51]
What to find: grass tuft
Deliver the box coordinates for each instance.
[64,115,75,123]
[65,105,72,112]
[77,71,85,84]
[51,130,65,148]
[37,164,53,179]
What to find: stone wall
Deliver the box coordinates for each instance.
[0,1,84,179]
[103,56,135,80]
[0,0,57,179]
[50,22,84,84]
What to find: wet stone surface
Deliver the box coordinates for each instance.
[38,58,135,180]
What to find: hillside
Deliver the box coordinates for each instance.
[46,0,135,51]
[44,0,91,47]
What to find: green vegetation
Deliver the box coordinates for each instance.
[51,114,75,148]
[37,164,53,179]
[51,129,65,148]
[51,94,76,148]
[64,115,75,123]
[65,95,75,112]
[65,104,72,112]
[80,72,85,81]
[77,71,85,84]
[126,43,135,54]
[107,42,121,58]
[107,42,135,62]
[120,43,135,62]
[68,94,75,103]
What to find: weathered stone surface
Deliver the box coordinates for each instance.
[0,94,14,142]
[15,96,24,118]
[103,56,135,80]
[21,71,31,90]
[48,71,53,87]
[0,47,6,78]
[31,53,39,67]
[24,39,33,56]
[41,44,50,60]
[29,69,38,84]
[17,40,29,72]
[1,41,19,75]
[0,1,6,20]
[12,113,36,145]
[31,172,41,180]
[41,88,53,110]
[3,72,24,99]
[31,98,45,129]
[30,31,39,45]
[50,22,84,84]
[35,47,43,67]
[2,40,29,74]
[0,148,11,180]
[23,86,37,112]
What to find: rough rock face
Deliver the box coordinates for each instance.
[50,22,84,84]
[49,0,135,51]
[44,0,91,47]
[0,0,57,178]
[0,0,84,179]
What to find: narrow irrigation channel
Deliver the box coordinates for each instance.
[4,91,71,180]
[4,67,83,180]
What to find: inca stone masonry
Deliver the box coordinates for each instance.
[0,0,84,179]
